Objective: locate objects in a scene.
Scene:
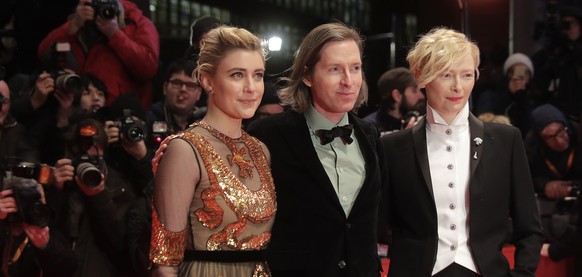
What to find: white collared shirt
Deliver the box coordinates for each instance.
[425,103,478,275]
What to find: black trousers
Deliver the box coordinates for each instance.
[433,263,480,277]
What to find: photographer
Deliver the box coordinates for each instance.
[37,0,159,109]
[474,53,539,137]
[147,58,204,148]
[52,111,151,277]
[0,79,39,163]
[9,56,82,165]
[525,104,582,243]
[362,67,425,135]
[533,5,582,123]
[0,174,76,277]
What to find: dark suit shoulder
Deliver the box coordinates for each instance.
[482,121,522,137]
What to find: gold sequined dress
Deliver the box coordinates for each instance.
[150,122,276,276]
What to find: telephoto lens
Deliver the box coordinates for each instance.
[76,162,102,187]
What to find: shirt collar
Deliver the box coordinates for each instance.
[304,103,350,131]
[426,102,469,127]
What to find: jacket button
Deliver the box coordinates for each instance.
[346,223,351,229]
[338,260,347,268]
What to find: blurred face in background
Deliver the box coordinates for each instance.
[507,64,531,94]
[80,83,106,112]
[164,71,202,116]
[0,80,11,124]
[562,15,581,41]
[540,122,570,152]
[400,84,425,114]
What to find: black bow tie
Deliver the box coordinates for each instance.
[315,124,354,145]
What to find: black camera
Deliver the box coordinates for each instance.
[43,42,82,94]
[2,163,51,228]
[51,70,82,94]
[69,120,104,187]
[73,154,103,187]
[402,111,421,125]
[114,109,146,142]
[89,0,119,20]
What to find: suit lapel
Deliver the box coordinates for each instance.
[347,114,377,217]
[412,117,434,199]
[276,111,344,211]
[468,114,484,177]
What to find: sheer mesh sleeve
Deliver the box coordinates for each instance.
[150,138,200,271]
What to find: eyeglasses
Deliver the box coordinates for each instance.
[541,126,568,142]
[0,93,8,105]
[168,79,200,92]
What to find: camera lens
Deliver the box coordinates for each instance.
[76,162,102,187]
[126,125,145,142]
[55,73,82,94]
[99,5,117,20]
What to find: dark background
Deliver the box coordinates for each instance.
[1,0,581,116]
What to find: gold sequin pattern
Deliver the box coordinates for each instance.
[149,206,188,266]
[181,124,276,250]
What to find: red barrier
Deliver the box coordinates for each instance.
[380,245,575,277]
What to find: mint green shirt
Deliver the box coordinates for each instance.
[304,104,366,217]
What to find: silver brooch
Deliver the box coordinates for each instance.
[474,137,482,146]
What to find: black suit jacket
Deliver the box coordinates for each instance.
[380,114,544,277]
[248,110,384,277]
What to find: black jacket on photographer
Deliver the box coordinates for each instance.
[51,115,153,277]
[9,74,70,165]
[0,225,77,277]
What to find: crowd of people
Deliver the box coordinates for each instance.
[0,0,581,277]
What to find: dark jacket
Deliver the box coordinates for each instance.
[248,110,384,277]
[37,0,159,108]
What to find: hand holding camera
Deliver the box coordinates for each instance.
[71,0,120,37]
[0,189,17,220]
[545,180,574,199]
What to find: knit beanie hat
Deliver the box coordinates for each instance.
[530,104,568,134]
[503,53,534,76]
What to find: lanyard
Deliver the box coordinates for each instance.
[543,148,575,178]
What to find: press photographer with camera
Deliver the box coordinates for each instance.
[147,58,205,148]
[38,0,159,109]
[362,67,426,135]
[8,42,83,166]
[52,112,151,276]
[525,104,582,264]
[0,164,77,277]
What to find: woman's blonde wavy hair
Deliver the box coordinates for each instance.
[194,26,266,83]
[407,27,480,89]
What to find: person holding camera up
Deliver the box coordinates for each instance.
[475,53,539,138]
[0,173,77,277]
[525,104,582,245]
[52,112,151,277]
[362,67,426,135]
[38,0,159,109]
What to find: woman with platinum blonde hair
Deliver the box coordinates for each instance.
[380,27,543,277]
